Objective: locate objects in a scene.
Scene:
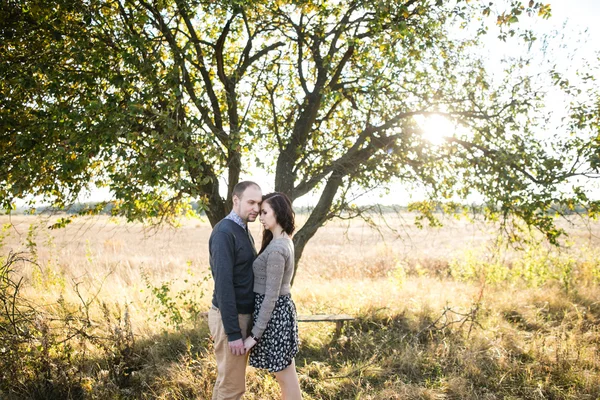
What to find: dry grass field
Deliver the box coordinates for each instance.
[1,212,599,399]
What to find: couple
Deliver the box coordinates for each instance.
[208,181,302,400]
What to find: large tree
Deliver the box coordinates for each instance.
[2,0,598,277]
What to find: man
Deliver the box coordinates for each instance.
[208,181,262,400]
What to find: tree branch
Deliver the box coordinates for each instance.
[174,0,225,135]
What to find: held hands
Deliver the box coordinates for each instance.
[228,336,257,355]
[228,338,246,356]
[243,336,257,352]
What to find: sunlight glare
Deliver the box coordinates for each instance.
[416,114,455,146]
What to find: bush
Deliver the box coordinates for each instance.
[0,252,137,399]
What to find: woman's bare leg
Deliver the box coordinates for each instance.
[274,359,302,400]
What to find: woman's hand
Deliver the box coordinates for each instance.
[244,336,257,351]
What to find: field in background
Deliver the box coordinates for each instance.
[1,213,599,399]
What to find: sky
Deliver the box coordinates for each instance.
[552,0,599,36]
[14,1,600,209]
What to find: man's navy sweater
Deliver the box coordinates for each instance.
[209,218,256,341]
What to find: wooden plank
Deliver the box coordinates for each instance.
[297,314,354,322]
[297,314,355,337]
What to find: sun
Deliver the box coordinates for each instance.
[416,114,456,146]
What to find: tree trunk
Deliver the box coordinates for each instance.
[291,172,343,285]
[204,188,228,227]
[275,93,322,199]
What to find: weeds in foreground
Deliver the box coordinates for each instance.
[0,252,138,399]
[1,254,599,399]
[0,215,599,399]
[141,266,210,331]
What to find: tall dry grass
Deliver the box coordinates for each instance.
[0,212,599,399]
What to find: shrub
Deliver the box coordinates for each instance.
[0,252,137,399]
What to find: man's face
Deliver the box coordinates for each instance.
[232,185,262,223]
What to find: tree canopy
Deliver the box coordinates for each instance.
[1,0,599,276]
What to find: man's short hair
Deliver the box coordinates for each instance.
[232,181,261,200]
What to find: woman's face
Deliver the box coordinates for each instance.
[259,201,279,233]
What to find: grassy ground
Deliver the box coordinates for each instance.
[0,213,599,399]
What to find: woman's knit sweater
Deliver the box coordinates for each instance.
[251,237,295,338]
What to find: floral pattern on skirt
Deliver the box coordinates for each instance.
[249,293,299,373]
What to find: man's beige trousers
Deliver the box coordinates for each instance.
[208,307,252,400]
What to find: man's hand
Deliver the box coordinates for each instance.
[243,336,257,351]
[228,338,246,356]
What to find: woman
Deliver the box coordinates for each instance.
[243,192,302,399]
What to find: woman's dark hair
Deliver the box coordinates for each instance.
[259,192,295,254]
